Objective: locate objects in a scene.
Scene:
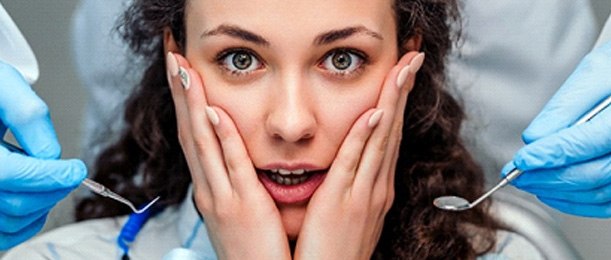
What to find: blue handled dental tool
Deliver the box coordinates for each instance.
[434,95,611,211]
[0,139,160,214]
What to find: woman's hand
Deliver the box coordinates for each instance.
[165,52,291,260]
[294,52,424,260]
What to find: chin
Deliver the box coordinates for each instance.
[278,204,306,240]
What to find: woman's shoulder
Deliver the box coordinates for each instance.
[2,217,126,260]
[478,230,545,260]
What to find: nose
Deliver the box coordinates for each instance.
[265,76,317,143]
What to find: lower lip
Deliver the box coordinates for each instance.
[258,171,326,204]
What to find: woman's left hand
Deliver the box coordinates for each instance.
[294,51,424,260]
[166,52,291,260]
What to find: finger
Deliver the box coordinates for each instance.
[0,189,71,216]
[514,108,611,171]
[353,52,418,191]
[538,197,611,218]
[0,149,86,192]
[0,62,61,159]
[525,184,611,205]
[205,106,260,195]
[0,208,47,233]
[166,52,210,194]
[326,109,382,191]
[0,214,46,250]
[509,155,611,191]
[522,42,611,143]
[174,53,232,196]
[377,52,423,191]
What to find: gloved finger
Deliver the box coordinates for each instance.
[0,188,72,216]
[523,184,611,205]
[538,196,611,218]
[514,108,611,171]
[0,213,46,250]
[0,61,61,159]
[0,208,48,233]
[0,149,86,192]
[505,154,611,191]
[522,42,611,144]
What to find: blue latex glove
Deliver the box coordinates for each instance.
[0,61,86,250]
[502,42,611,218]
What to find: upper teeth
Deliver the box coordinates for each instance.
[271,169,307,175]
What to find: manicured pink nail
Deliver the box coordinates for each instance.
[368,109,384,128]
[166,52,179,77]
[396,65,410,88]
[205,106,220,126]
[409,53,425,74]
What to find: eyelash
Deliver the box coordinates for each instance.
[214,47,369,78]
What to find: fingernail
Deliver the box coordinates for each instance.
[408,53,425,74]
[205,106,220,126]
[368,109,384,128]
[179,67,190,89]
[396,65,410,88]
[167,52,179,77]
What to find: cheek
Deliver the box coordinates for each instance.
[205,84,264,134]
[316,78,383,143]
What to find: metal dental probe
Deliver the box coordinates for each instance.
[0,139,160,214]
[434,95,611,211]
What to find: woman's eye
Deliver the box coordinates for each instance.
[321,50,365,75]
[220,50,262,75]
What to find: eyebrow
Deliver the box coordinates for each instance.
[200,24,383,46]
[313,26,383,45]
[201,24,270,46]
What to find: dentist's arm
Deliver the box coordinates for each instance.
[502,42,611,218]
[0,61,86,250]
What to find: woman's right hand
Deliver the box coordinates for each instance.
[165,52,291,260]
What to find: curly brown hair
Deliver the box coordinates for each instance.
[76,0,500,258]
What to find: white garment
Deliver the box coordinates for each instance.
[449,0,599,179]
[2,187,543,259]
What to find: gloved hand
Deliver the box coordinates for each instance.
[502,42,611,218]
[0,61,86,250]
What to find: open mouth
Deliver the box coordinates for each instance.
[257,168,328,204]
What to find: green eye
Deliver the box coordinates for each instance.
[322,49,364,76]
[331,51,352,70]
[221,50,262,74]
[232,52,253,70]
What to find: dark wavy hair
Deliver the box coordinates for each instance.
[76,0,500,258]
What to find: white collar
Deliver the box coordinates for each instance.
[174,185,217,259]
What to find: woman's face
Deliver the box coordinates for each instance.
[183,0,398,238]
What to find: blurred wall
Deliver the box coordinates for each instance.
[593,0,611,27]
[2,0,84,158]
[1,0,611,259]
